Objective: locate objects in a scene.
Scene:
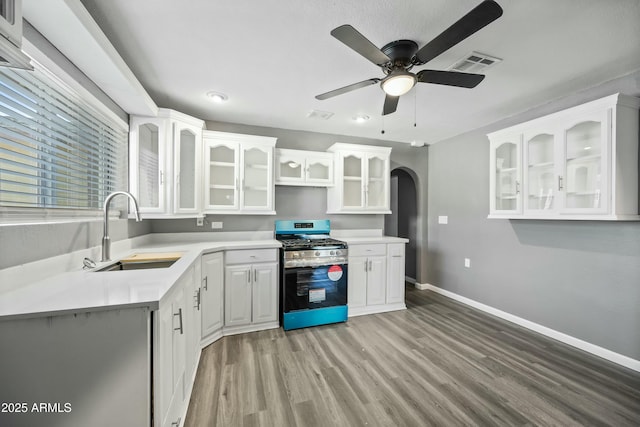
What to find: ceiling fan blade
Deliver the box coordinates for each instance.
[383,95,399,115]
[417,69,485,88]
[331,25,391,66]
[315,78,380,100]
[414,0,503,65]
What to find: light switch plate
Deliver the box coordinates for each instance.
[211,221,223,229]
[438,216,448,224]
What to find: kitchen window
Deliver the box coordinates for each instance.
[0,61,127,217]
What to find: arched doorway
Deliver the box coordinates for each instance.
[385,168,418,281]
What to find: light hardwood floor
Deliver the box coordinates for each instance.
[185,286,640,426]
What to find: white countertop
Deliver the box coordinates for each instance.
[0,231,408,321]
[0,239,280,321]
[339,236,410,244]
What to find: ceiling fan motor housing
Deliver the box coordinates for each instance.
[381,40,419,70]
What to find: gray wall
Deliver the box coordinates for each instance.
[426,71,640,360]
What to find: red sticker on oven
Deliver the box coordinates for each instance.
[327,265,343,281]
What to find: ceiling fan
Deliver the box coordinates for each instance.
[315,0,503,115]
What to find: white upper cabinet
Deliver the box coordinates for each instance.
[203,131,276,214]
[327,143,392,214]
[129,109,204,217]
[489,133,522,215]
[488,93,640,220]
[275,148,334,186]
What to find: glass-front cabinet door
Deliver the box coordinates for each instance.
[342,153,364,209]
[130,117,167,214]
[204,140,239,211]
[524,131,556,214]
[560,112,608,214]
[173,124,201,214]
[489,134,522,215]
[306,155,333,185]
[276,150,304,183]
[366,154,387,209]
[241,145,272,211]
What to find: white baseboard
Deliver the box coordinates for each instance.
[419,283,640,373]
[405,276,429,291]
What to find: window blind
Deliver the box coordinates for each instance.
[0,64,127,210]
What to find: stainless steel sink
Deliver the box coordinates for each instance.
[94,259,178,272]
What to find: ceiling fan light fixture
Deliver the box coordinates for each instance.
[381,71,416,96]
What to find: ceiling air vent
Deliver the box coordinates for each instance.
[307,109,334,120]
[449,52,501,73]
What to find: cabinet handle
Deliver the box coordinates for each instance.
[254,269,257,282]
[173,308,183,334]
[515,180,520,194]
[368,260,372,271]
[558,176,564,190]
[203,276,208,291]
[364,261,368,272]
[194,288,201,310]
[171,418,181,427]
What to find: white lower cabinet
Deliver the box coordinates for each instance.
[347,242,406,316]
[201,252,224,345]
[224,249,279,334]
[156,274,187,427]
[386,244,406,305]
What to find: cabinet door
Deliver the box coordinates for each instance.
[157,302,174,426]
[365,154,388,210]
[490,135,523,215]
[174,122,201,214]
[241,145,273,211]
[183,265,200,383]
[276,150,305,184]
[386,244,406,304]
[342,153,365,209]
[366,256,387,306]
[204,139,240,211]
[306,154,333,186]
[560,111,609,214]
[171,286,186,408]
[347,256,367,308]
[524,131,557,214]
[201,252,224,339]
[130,117,167,214]
[251,262,279,324]
[224,265,252,327]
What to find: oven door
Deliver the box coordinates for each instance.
[283,263,347,313]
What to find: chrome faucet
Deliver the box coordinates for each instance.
[102,191,142,262]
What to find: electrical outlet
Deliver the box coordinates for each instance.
[464,258,471,268]
[196,217,204,227]
[438,216,448,224]
[211,221,223,229]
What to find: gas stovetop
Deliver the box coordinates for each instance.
[278,236,348,251]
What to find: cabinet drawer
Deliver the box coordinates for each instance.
[348,244,386,257]
[225,249,278,265]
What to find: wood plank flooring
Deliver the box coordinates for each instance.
[185,286,640,426]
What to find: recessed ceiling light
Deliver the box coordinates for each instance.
[206,91,228,103]
[353,115,370,123]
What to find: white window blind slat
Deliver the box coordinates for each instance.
[0,64,127,210]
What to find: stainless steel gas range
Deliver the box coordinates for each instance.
[275,220,348,330]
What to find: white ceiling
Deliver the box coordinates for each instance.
[74,0,640,144]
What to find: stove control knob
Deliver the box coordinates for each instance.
[330,250,336,256]
[314,251,320,256]
[335,250,341,256]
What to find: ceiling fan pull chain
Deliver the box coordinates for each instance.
[381,115,385,134]
[414,90,417,127]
